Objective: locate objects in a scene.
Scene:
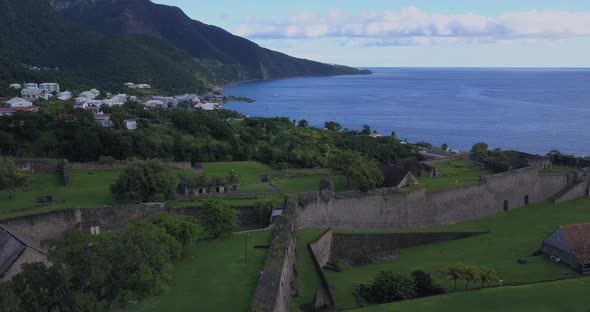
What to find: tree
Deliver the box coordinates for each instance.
[361,124,371,135]
[0,157,27,199]
[150,213,203,246]
[98,155,116,166]
[110,159,178,203]
[463,265,479,289]
[0,283,21,312]
[471,142,489,157]
[441,143,449,151]
[365,271,417,303]
[254,198,274,226]
[200,197,239,237]
[447,262,465,291]
[477,266,498,288]
[297,119,308,128]
[330,151,383,192]
[324,121,342,131]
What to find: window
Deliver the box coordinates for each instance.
[503,200,509,212]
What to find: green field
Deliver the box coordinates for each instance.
[291,229,328,311]
[418,160,492,192]
[126,230,271,312]
[293,197,590,310]
[355,277,590,312]
[0,169,120,220]
[201,161,351,194]
[545,165,578,174]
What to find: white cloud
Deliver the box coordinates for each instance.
[232,7,590,46]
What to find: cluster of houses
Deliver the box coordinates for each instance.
[3,82,223,122]
[124,82,151,89]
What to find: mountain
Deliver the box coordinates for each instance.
[51,0,370,84]
[0,0,208,94]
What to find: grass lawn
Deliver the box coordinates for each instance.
[201,161,274,183]
[322,197,590,309]
[355,277,590,312]
[418,160,492,192]
[292,229,328,311]
[274,175,351,194]
[545,165,577,174]
[126,230,271,312]
[0,169,120,220]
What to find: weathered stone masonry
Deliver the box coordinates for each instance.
[297,167,574,229]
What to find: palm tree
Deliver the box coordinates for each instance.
[478,266,498,288]
[463,266,479,289]
[447,263,465,291]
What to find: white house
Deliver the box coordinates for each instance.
[89,89,100,98]
[24,83,38,89]
[124,119,138,131]
[94,114,113,128]
[124,82,136,89]
[21,87,45,101]
[9,84,21,90]
[145,100,164,108]
[194,102,219,111]
[74,102,88,110]
[135,84,151,89]
[58,91,72,101]
[5,97,33,108]
[78,91,97,100]
[39,83,60,93]
[111,94,128,104]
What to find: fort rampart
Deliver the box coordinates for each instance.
[297,167,574,229]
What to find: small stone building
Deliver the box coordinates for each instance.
[0,225,48,281]
[542,223,590,274]
[380,166,419,189]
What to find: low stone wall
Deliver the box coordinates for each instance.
[70,162,128,170]
[308,229,337,308]
[250,210,296,312]
[0,204,262,243]
[309,229,333,267]
[331,232,485,260]
[554,182,589,204]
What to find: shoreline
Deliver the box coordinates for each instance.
[217,70,373,90]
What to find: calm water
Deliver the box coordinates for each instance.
[224,68,590,156]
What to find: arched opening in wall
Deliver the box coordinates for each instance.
[504,200,509,212]
[524,195,529,206]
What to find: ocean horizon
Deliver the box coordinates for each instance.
[224,67,590,156]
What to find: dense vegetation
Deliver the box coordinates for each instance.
[0,101,415,170]
[0,0,205,94]
[54,0,369,85]
[110,159,178,203]
[355,270,445,305]
[0,214,203,312]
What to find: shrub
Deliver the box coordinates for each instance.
[356,271,417,304]
[98,155,116,166]
[411,270,445,297]
[110,159,178,203]
[200,197,239,237]
[151,213,203,246]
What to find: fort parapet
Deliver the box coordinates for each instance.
[296,167,581,229]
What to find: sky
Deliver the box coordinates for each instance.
[155,1,590,67]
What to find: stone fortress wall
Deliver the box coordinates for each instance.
[296,167,580,229]
[0,204,261,243]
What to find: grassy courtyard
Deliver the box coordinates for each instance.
[355,277,590,312]
[126,230,271,312]
[293,197,590,310]
[291,229,329,311]
[417,160,492,192]
[0,169,120,220]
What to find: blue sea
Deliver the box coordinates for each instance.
[224,68,590,156]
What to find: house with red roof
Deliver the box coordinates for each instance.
[542,223,590,274]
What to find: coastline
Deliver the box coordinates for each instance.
[218,70,373,89]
